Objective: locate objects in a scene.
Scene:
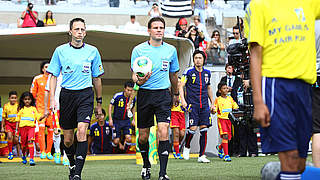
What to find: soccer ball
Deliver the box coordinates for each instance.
[261,162,280,180]
[132,56,152,77]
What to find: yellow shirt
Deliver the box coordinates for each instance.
[17,106,41,128]
[43,18,56,25]
[214,96,239,120]
[0,133,8,149]
[171,97,184,112]
[244,0,320,84]
[2,102,18,122]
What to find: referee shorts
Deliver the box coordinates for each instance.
[260,77,312,158]
[59,87,94,130]
[137,88,171,129]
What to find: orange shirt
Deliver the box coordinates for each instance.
[30,74,50,113]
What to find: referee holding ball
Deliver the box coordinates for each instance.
[47,18,104,180]
[131,17,180,180]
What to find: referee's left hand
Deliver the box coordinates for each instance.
[172,94,179,107]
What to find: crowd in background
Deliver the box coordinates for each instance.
[0,0,256,162]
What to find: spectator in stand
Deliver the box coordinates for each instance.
[229,26,242,45]
[43,10,56,27]
[175,18,188,38]
[88,108,113,154]
[21,3,38,28]
[124,15,141,31]
[109,0,120,7]
[45,0,56,5]
[192,0,207,25]
[206,30,226,65]
[193,16,209,41]
[148,3,162,18]
[185,25,205,50]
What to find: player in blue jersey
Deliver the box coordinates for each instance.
[46,18,104,180]
[131,17,180,180]
[109,81,135,151]
[88,108,113,154]
[180,50,214,163]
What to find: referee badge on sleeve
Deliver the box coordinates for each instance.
[99,65,103,72]
[161,60,169,71]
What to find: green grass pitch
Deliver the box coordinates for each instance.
[0,155,282,180]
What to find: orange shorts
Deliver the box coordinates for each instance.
[170,111,186,130]
[20,126,35,147]
[217,118,232,140]
[5,121,17,133]
[0,146,9,156]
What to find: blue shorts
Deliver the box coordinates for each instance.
[260,77,312,158]
[188,105,211,127]
[114,120,131,138]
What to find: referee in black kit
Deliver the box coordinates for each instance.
[131,17,180,180]
[46,18,104,180]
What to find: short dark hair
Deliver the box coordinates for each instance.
[233,25,239,31]
[225,63,234,70]
[69,18,85,30]
[9,91,17,97]
[101,108,106,116]
[193,50,206,61]
[124,80,134,88]
[152,3,158,6]
[40,61,50,74]
[148,17,166,29]
[130,15,135,19]
[216,82,227,97]
[218,82,227,90]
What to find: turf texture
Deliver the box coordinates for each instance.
[0,155,282,180]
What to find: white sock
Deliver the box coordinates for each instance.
[63,150,68,161]
[53,133,61,153]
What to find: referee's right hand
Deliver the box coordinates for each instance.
[137,72,152,86]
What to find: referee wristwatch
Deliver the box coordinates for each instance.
[96,97,102,104]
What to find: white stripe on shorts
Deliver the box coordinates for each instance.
[262,77,266,103]
[261,77,275,118]
[270,78,275,118]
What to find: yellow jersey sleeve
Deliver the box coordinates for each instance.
[16,110,21,122]
[311,0,320,19]
[231,97,239,110]
[213,98,218,113]
[244,0,265,47]
[2,104,7,119]
[35,108,41,122]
